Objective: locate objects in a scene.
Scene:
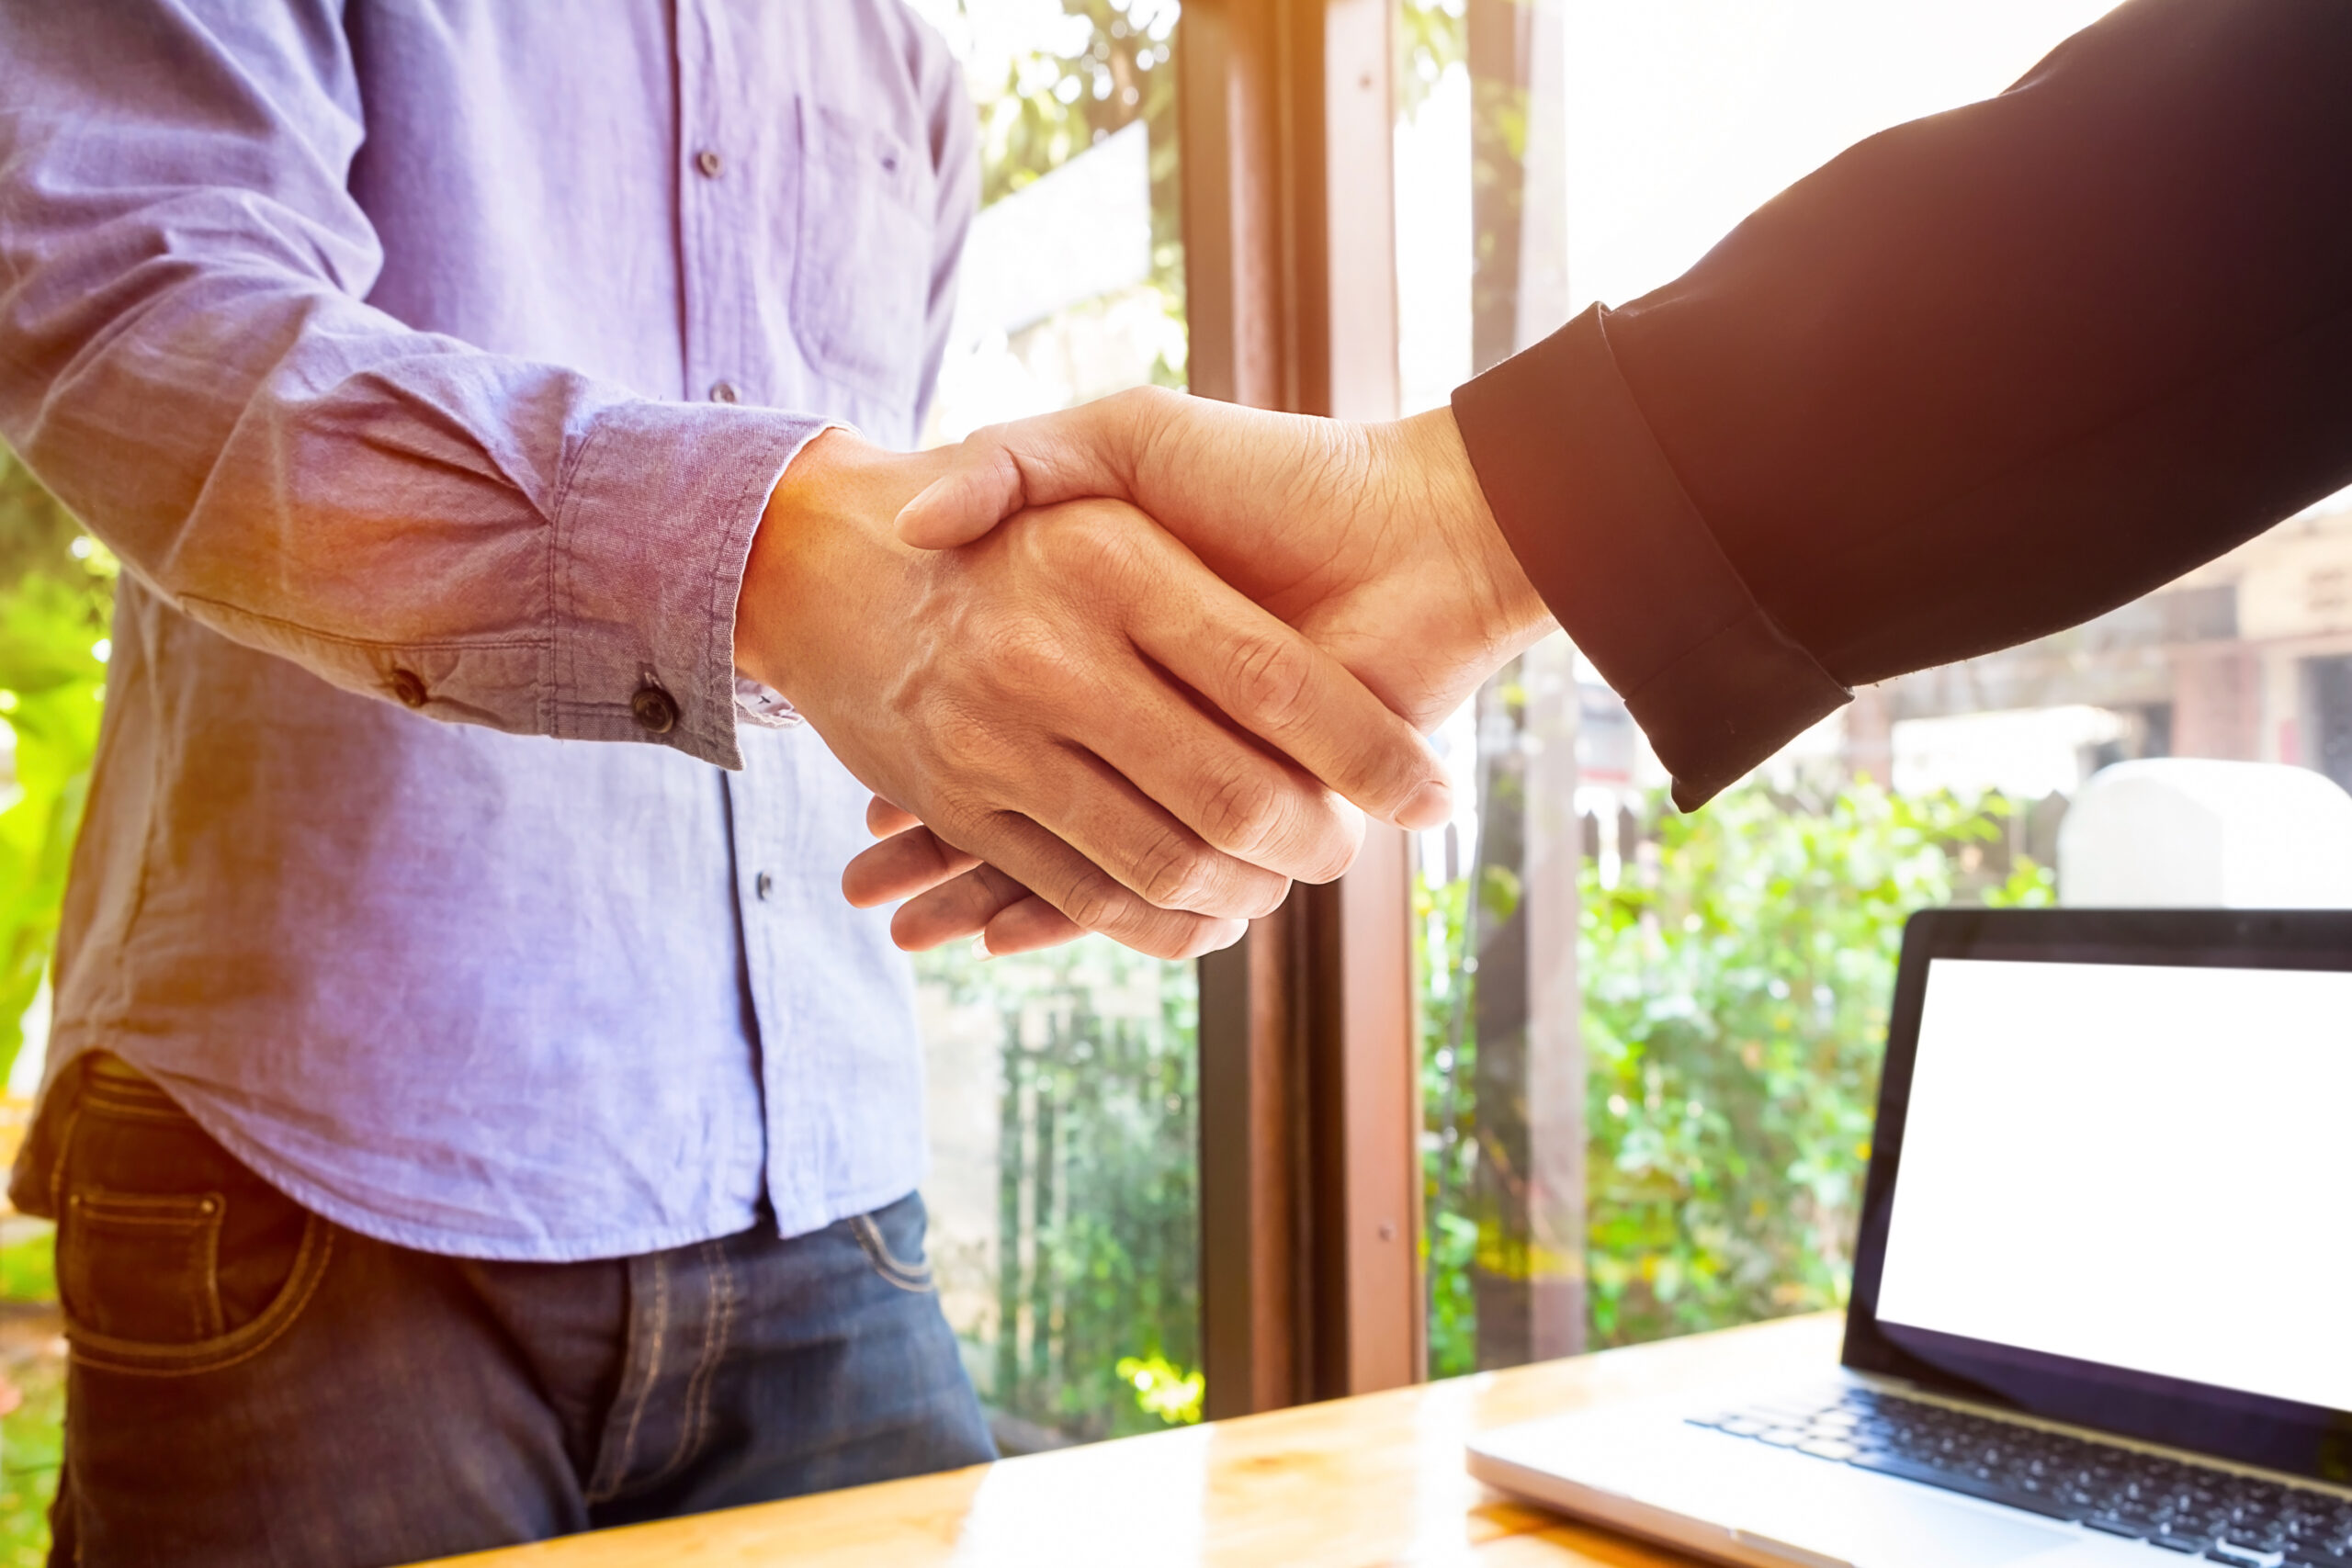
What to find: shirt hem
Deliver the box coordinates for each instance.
[43,1035,922,1263]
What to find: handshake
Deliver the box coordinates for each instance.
[734,389,1559,963]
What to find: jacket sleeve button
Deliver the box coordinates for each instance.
[389,669,428,708]
[630,684,679,735]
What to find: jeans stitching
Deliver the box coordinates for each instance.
[642,1238,732,1492]
[66,1217,334,1380]
[78,1086,191,1123]
[198,1194,225,1341]
[63,1190,230,1343]
[43,1100,84,1220]
[586,1250,667,1505]
[691,1240,734,1466]
[849,1213,933,1292]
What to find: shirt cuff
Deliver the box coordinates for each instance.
[550,402,834,768]
[1451,304,1852,809]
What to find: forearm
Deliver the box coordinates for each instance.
[0,0,823,766]
[1455,0,2352,806]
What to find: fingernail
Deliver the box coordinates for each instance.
[971,932,995,959]
[1397,779,1454,830]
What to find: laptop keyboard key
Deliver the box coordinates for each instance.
[1702,1386,2352,1556]
[1847,1450,2080,1521]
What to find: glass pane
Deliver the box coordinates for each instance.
[901,0,1200,1451]
[1399,0,2332,1375]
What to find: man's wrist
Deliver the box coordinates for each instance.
[737,427,850,695]
[1389,406,1555,661]
[735,429,957,703]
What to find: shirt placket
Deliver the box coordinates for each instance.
[676,0,809,1221]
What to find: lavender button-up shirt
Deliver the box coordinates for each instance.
[0,1,977,1258]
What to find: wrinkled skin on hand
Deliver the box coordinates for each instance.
[840,392,1556,955]
[739,427,1460,961]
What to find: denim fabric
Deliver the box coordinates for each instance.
[0,1,980,1258]
[42,1058,995,1568]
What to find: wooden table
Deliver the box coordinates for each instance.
[428,1313,1844,1568]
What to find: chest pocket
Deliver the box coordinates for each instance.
[792,98,935,410]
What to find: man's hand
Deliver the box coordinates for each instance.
[736,428,1458,962]
[841,393,1557,955]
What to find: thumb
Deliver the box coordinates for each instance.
[896,389,1168,549]
[895,443,1027,549]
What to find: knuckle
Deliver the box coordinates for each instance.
[1118,904,1211,963]
[1057,870,1128,934]
[1129,830,1219,912]
[928,705,997,775]
[990,616,1073,694]
[1224,633,1317,734]
[1197,766,1291,860]
[1149,924,1214,963]
[1037,503,1138,581]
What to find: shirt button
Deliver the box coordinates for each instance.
[630,684,678,735]
[754,871,774,901]
[695,148,724,179]
[388,669,428,708]
[708,380,739,403]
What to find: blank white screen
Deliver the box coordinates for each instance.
[1875,958,2352,1414]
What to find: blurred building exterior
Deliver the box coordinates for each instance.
[1569,491,2352,821]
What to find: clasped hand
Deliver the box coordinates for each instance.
[737,390,1555,961]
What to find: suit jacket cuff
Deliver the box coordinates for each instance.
[1452,304,1851,809]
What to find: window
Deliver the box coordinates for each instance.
[1396,0,2329,1376]
[902,0,1201,1451]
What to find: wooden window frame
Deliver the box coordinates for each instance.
[1179,0,1424,1416]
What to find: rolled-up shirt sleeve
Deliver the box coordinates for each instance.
[1453,0,2352,808]
[0,0,827,768]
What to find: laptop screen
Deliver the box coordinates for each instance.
[1877,958,2352,1415]
[1843,910,2352,1483]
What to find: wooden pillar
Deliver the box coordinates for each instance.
[1183,0,1419,1415]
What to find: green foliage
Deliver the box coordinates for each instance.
[916,938,1201,1444]
[968,2,1177,201]
[0,449,111,1089]
[1414,864,1472,1375]
[1114,1352,1203,1426]
[0,1348,61,1568]
[949,0,1186,329]
[1400,0,1469,120]
[1415,854,1520,1379]
[1579,783,2052,1347]
[1419,780,2054,1371]
[0,1227,52,1307]
[0,1221,58,1562]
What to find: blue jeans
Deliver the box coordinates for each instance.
[29,1056,994,1568]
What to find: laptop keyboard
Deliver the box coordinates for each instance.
[1690,1386,2352,1564]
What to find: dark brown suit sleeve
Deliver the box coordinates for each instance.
[1452,0,2352,809]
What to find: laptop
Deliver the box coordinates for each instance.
[1467,908,2352,1568]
